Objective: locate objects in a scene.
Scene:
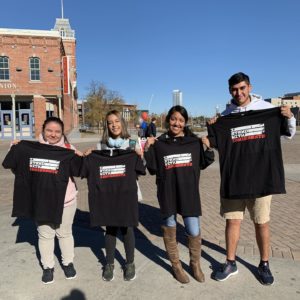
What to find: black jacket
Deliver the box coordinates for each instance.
[81,149,146,227]
[2,141,82,224]
[207,107,290,199]
[146,122,157,137]
[144,133,214,218]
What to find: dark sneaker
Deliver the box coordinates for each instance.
[42,268,54,284]
[124,262,136,281]
[214,261,238,281]
[102,264,114,281]
[63,263,77,279]
[258,262,274,285]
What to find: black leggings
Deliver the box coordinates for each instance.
[105,226,135,264]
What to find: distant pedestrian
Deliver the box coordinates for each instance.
[145,117,157,137]
[136,124,144,138]
[140,120,148,138]
[202,72,296,285]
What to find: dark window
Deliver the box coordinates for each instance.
[29,57,40,81]
[1,102,12,110]
[0,56,10,80]
[19,102,31,109]
[46,111,54,118]
[60,28,66,37]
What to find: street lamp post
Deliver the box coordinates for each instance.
[82,100,85,125]
[11,93,16,140]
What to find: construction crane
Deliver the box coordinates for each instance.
[148,94,154,112]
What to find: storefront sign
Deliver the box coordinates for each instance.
[0,83,17,89]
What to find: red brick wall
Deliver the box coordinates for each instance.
[63,94,72,133]
[0,35,62,96]
[33,96,46,137]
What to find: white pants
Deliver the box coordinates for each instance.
[37,201,77,269]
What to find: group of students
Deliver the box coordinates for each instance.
[3,105,213,285]
[2,72,296,287]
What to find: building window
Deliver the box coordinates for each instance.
[0,56,10,80]
[60,28,66,37]
[29,57,40,81]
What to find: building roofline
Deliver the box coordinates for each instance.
[284,92,300,97]
[0,28,60,38]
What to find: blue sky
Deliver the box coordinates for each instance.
[1,0,300,116]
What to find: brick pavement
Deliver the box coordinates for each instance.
[1,134,299,262]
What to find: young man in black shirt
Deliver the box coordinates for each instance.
[203,72,296,285]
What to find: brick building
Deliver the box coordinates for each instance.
[0,17,78,140]
[265,92,300,125]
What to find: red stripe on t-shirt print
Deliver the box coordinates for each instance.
[165,162,193,170]
[100,173,126,179]
[232,133,266,143]
[30,167,58,174]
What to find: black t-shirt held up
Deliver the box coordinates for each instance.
[2,141,82,224]
[81,149,146,227]
[144,134,214,218]
[207,107,290,199]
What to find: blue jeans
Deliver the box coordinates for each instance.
[162,215,200,237]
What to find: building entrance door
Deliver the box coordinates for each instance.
[0,109,33,140]
[0,111,13,139]
[18,109,33,139]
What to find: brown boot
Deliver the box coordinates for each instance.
[187,234,205,282]
[162,226,189,284]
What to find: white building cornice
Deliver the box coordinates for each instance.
[0,28,60,38]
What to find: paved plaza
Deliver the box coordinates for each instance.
[0,132,299,300]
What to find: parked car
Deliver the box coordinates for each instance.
[79,124,89,132]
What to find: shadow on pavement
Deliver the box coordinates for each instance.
[138,202,193,274]
[61,289,86,300]
[138,203,258,281]
[73,209,172,274]
[11,205,259,284]
[12,218,40,263]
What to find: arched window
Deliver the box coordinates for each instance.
[29,57,40,81]
[0,56,10,80]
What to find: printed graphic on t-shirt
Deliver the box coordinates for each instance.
[29,158,60,174]
[99,165,126,179]
[231,124,266,143]
[164,153,192,170]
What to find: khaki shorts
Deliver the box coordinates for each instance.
[220,195,272,224]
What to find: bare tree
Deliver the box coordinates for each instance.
[84,81,124,130]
